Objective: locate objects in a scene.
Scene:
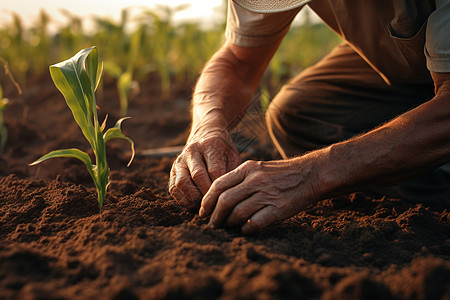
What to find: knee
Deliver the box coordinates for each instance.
[265,87,293,135]
[265,94,288,144]
[265,90,297,159]
[265,99,283,132]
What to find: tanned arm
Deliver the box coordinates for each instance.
[201,72,450,234]
[169,40,281,208]
[321,72,450,196]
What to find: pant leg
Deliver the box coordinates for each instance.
[266,42,433,158]
[265,43,450,209]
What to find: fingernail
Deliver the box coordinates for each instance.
[199,207,206,217]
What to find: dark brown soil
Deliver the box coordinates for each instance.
[0,74,449,300]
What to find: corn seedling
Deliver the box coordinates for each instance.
[30,46,135,209]
[103,25,143,116]
[0,86,8,153]
[0,58,22,153]
[142,5,188,98]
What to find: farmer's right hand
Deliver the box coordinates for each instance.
[169,131,241,208]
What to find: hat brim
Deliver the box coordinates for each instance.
[232,0,311,13]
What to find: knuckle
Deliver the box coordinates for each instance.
[211,178,223,190]
[191,168,207,182]
[175,176,190,191]
[241,160,255,169]
[168,186,176,196]
[241,160,263,171]
[217,192,233,209]
[182,143,199,156]
[199,136,215,147]
[212,177,225,190]
[168,176,175,190]
[170,162,176,174]
[174,155,186,167]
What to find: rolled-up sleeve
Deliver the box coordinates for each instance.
[225,0,303,47]
[425,0,450,72]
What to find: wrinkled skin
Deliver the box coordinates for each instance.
[169,36,450,234]
[200,158,319,234]
[169,132,241,208]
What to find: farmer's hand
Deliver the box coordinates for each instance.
[199,158,321,234]
[169,130,241,208]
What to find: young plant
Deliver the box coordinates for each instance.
[0,59,21,154]
[103,25,143,116]
[30,46,134,209]
[0,86,9,153]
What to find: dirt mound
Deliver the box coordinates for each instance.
[0,76,449,299]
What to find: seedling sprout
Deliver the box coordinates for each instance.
[30,46,135,209]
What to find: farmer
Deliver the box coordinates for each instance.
[169,0,450,233]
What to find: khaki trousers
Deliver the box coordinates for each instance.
[265,43,450,209]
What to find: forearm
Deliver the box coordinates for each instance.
[189,42,279,141]
[190,48,253,139]
[315,87,450,197]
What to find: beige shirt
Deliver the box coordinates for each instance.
[226,0,450,84]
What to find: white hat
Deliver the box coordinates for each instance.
[232,0,311,13]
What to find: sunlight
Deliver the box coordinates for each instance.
[0,0,225,30]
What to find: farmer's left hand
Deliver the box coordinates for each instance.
[199,157,322,234]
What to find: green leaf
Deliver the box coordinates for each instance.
[0,98,9,112]
[49,46,99,148]
[37,47,134,210]
[84,47,100,94]
[29,148,96,181]
[0,123,7,153]
[100,114,108,132]
[30,148,92,168]
[103,61,122,78]
[104,117,135,166]
[0,97,8,153]
[117,71,132,116]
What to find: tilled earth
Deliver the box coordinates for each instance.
[0,75,449,300]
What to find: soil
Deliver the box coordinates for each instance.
[0,73,449,300]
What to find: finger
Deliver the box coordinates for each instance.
[200,167,246,219]
[175,166,202,205]
[171,186,193,207]
[185,150,212,195]
[241,206,279,235]
[168,163,177,193]
[226,192,266,227]
[204,150,227,181]
[208,182,256,227]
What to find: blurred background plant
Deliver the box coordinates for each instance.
[0,86,9,153]
[0,57,22,153]
[0,4,341,105]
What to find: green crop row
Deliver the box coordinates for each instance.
[0,6,341,96]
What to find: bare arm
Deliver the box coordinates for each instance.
[169,40,281,207]
[190,41,279,140]
[201,72,450,233]
[320,72,450,195]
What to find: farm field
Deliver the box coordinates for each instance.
[1,7,449,300]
